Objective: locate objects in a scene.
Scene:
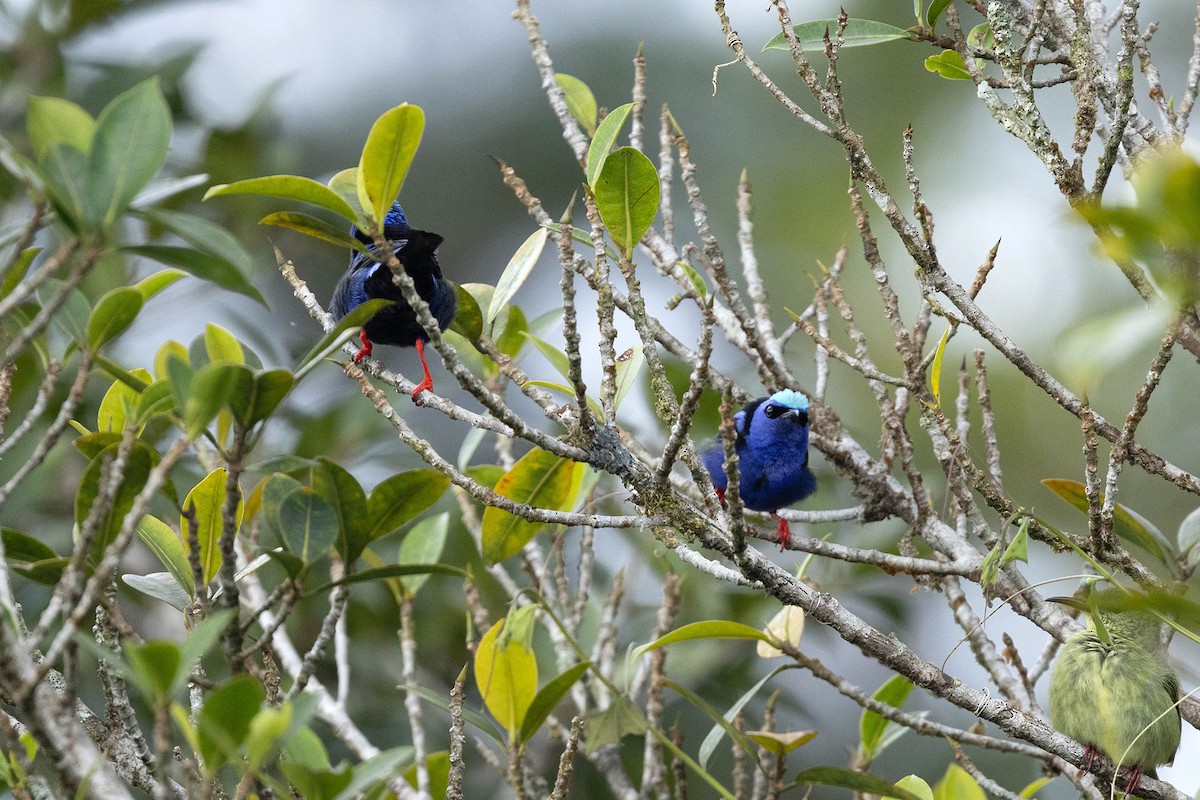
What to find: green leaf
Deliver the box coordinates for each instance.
[313,458,369,562]
[122,572,191,612]
[97,368,152,433]
[308,563,467,595]
[198,675,265,776]
[495,304,528,359]
[357,103,424,227]
[613,344,644,411]
[481,448,585,564]
[594,146,660,260]
[664,679,763,765]
[556,74,598,137]
[489,228,548,327]
[794,766,925,800]
[181,468,241,586]
[2,528,65,585]
[75,440,157,564]
[85,78,171,229]
[449,283,483,341]
[519,662,591,745]
[583,695,648,754]
[403,679,507,746]
[474,617,537,739]
[859,675,914,763]
[183,362,245,439]
[204,175,357,222]
[933,764,985,800]
[41,143,89,231]
[1018,777,1052,798]
[245,369,294,425]
[897,776,935,800]
[136,515,194,597]
[260,211,372,256]
[86,287,144,350]
[1001,517,1029,566]
[204,322,245,364]
[925,49,972,80]
[135,207,257,278]
[1,246,40,300]
[244,704,292,773]
[402,750,447,800]
[27,96,94,160]
[585,102,633,186]
[763,19,911,51]
[365,470,451,546]
[927,0,953,33]
[123,639,182,704]
[132,268,186,301]
[542,222,623,263]
[396,512,451,595]
[634,620,773,658]
[523,333,572,382]
[123,245,265,306]
[326,168,366,221]
[293,298,393,380]
[745,729,818,755]
[1041,478,1171,562]
[277,487,338,562]
[699,665,797,769]
[928,326,949,408]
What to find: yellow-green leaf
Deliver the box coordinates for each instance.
[556,74,598,137]
[928,326,950,408]
[357,103,424,227]
[481,448,584,564]
[181,468,242,586]
[204,323,244,365]
[635,620,773,659]
[474,617,537,739]
[97,368,152,433]
[204,175,357,223]
[745,729,817,755]
[1041,478,1170,562]
[933,764,985,800]
[584,102,633,187]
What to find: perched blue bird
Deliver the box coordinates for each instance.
[700,389,816,548]
[329,203,457,404]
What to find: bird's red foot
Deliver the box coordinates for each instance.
[1119,765,1145,800]
[411,338,434,406]
[351,330,373,363]
[771,512,792,550]
[714,486,726,505]
[1082,745,1100,772]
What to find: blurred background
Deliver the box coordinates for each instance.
[2,0,1198,796]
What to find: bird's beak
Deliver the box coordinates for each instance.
[1046,596,1089,613]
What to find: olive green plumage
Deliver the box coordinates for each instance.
[1048,609,1181,781]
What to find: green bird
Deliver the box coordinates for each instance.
[1048,598,1181,797]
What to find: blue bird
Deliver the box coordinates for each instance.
[700,389,816,548]
[329,202,457,404]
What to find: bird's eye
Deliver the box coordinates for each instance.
[764,404,784,419]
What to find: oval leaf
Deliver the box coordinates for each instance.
[123,245,265,305]
[85,78,171,228]
[365,469,451,546]
[204,175,357,222]
[136,515,194,597]
[27,96,94,160]
[488,227,548,326]
[481,448,584,564]
[794,766,925,800]
[86,287,144,350]
[594,146,660,260]
[556,74,598,137]
[357,104,425,227]
[181,468,242,586]
[474,617,537,739]
[585,102,633,186]
[763,19,911,51]
[635,620,773,659]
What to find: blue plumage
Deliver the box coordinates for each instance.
[329,202,457,403]
[700,389,816,547]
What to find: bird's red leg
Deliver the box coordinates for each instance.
[1120,765,1143,800]
[411,338,435,405]
[771,512,792,550]
[714,487,726,505]
[1082,745,1099,772]
[351,330,373,363]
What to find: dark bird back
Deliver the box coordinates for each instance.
[329,202,457,402]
